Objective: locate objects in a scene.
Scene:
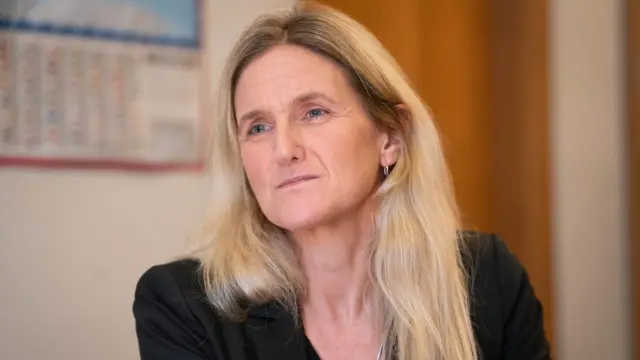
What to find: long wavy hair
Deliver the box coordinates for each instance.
[190,2,477,360]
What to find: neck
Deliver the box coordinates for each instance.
[291,208,376,324]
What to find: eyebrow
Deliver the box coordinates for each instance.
[236,91,338,126]
[293,91,338,106]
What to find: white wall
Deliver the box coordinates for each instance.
[0,0,294,359]
[549,0,632,359]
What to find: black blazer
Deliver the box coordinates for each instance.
[133,232,551,359]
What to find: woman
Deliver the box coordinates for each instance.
[133,3,550,360]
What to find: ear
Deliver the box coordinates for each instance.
[379,132,400,166]
[379,105,407,167]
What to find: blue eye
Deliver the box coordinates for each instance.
[304,108,327,120]
[247,123,268,136]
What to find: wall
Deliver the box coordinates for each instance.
[549,0,632,359]
[0,0,293,359]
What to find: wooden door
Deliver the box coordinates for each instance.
[318,0,554,350]
[628,0,640,358]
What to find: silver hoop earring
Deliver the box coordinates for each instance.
[383,166,389,177]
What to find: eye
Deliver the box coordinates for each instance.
[247,123,269,136]
[303,108,328,120]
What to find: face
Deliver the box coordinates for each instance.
[234,45,399,232]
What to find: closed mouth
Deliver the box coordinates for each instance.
[277,175,318,189]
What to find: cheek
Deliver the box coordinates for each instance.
[240,147,269,191]
[322,132,381,186]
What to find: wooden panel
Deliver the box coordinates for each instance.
[318,0,423,96]
[488,0,554,352]
[628,0,640,358]
[415,2,495,232]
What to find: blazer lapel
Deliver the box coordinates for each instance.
[244,302,310,360]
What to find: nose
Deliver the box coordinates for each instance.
[274,123,305,166]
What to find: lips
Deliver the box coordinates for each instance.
[276,175,318,189]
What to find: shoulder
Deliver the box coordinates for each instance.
[132,259,297,359]
[460,230,521,322]
[134,258,209,322]
[133,258,221,358]
[461,230,524,287]
[133,258,212,329]
[135,258,205,300]
[461,231,551,359]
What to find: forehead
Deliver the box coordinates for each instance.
[234,45,353,110]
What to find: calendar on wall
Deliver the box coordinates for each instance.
[0,0,205,171]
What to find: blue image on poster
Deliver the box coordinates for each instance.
[0,0,200,48]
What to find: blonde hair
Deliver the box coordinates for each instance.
[191,3,478,360]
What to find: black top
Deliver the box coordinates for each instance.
[132,232,551,359]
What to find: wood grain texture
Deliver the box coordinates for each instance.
[628,0,640,358]
[488,0,554,353]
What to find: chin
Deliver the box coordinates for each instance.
[264,208,329,232]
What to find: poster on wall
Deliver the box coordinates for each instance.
[0,0,204,171]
